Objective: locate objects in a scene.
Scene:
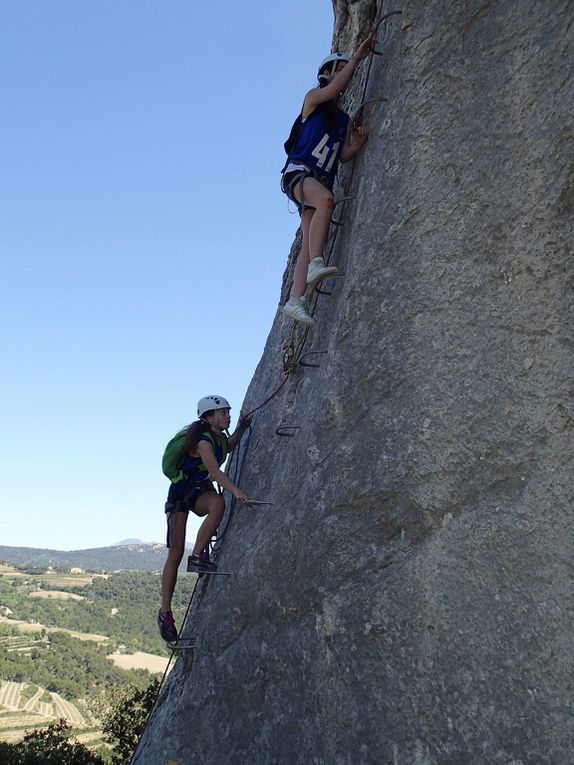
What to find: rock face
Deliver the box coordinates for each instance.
[133,1,573,763]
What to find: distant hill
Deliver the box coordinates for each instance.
[114,538,147,546]
[0,543,170,572]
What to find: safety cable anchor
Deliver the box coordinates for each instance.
[298,350,327,368]
[275,425,300,438]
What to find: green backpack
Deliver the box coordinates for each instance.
[161,428,228,484]
[162,427,189,483]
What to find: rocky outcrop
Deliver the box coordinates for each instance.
[133,1,574,763]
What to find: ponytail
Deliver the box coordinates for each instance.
[183,412,215,454]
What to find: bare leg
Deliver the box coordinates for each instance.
[161,511,188,613]
[192,492,225,555]
[291,178,334,300]
[291,207,314,298]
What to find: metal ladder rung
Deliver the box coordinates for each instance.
[170,639,196,652]
[298,350,327,368]
[275,425,300,438]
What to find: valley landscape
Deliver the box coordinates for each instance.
[0,550,196,758]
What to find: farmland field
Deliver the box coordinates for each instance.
[0,681,100,744]
[29,590,86,600]
[0,562,187,751]
[109,651,170,673]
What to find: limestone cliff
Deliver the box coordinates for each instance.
[133,1,574,763]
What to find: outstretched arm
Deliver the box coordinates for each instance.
[302,36,375,119]
[197,440,249,501]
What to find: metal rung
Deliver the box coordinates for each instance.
[298,350,327,368]
[315,271,344,295]
[276,425,300,437]
[372,10,402,54]
[374,9,402,32]
[170,640,196,652]
[333,195,356,209]
[331,195,356,225]
[352,99,386,126]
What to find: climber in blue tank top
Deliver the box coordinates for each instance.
[286,106,349,190]
[280,36,375,327]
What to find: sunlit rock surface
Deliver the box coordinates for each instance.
[133,1,574,763]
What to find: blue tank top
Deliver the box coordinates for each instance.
[287,104,349,189]
[181,431,228,483]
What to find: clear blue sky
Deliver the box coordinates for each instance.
[0,1,334,550]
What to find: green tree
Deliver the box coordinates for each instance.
[0,720,104,765]
[98,678,161,764]
[0,740,16,765]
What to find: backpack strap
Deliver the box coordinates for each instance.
[196,431,228,474]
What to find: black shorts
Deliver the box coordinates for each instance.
[165,481,216,548]
[281,167,332,215]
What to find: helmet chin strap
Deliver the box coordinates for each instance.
[318,60,337,85]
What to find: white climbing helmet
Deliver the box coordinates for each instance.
[318,52,351,83]
[197,395,231,419]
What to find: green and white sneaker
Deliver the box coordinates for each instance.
[306,257,338,289]
[282,297,315,326]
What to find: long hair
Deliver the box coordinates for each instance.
[318,66,340,129]
[183,412,216,455]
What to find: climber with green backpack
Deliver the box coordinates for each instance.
[158,395,251,643]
